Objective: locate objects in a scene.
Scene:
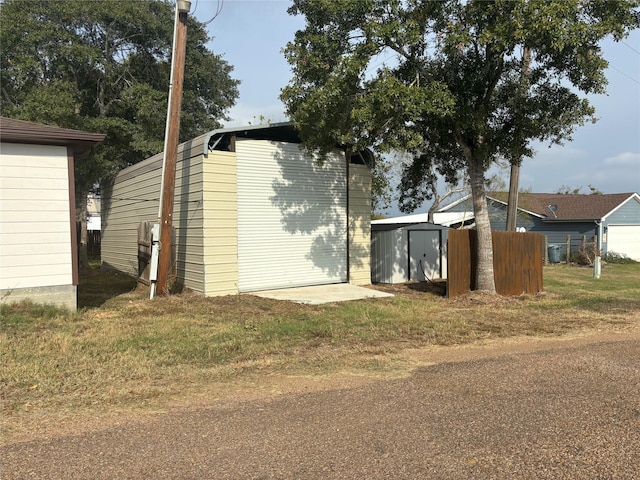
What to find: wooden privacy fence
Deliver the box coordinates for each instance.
[76,224,101,256]
[448,230,544,297]
[137,221,175,285]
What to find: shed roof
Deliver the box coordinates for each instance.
[372,221,447,231]
[0,117,105,159]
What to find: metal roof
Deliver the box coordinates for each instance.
[0,117,105,160]
[0,116,105,146]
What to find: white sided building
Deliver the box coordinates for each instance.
[0,117,104,309]
[101,123,373,296]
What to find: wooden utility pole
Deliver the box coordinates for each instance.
[506,47,531,232]
[505,163,520,231]
[155,1,190,296]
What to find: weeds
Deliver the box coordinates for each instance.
[1,263,639,442]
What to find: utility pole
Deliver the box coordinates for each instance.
[505,163,520,231]
[153,0,191,297]
[506,47,531,232]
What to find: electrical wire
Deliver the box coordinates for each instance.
[608,64,640,85]
[198,0,224,26]
[621,40,640,56]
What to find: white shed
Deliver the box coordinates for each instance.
[101,123,373,296]
[371,222,449,284]
[0,117,104,310]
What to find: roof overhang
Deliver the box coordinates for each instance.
[541,218,600,223]
[0,117,105,161]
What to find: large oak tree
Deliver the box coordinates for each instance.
[281,0,638,293]
[1,0,239,266]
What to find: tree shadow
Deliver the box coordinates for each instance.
[269,144,348,281]
[78,262,138,308]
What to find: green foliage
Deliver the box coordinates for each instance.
[0,0,239,194]
[282,0,638,183]
[556,184,603,195]
[604,251,638,264]
[370,152,394,211]
[281,0,638,292]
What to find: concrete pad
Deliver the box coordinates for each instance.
[253,283,394,305]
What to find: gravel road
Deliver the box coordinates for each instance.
[2,331,639,479]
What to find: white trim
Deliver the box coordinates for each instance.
[436,194,471,212]
[601,193,640,221]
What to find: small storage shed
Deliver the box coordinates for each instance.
[0,117,105,309]
[371,222,449,284]
[101,123,372,296]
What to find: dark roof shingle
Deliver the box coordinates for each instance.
[489,192,637,220]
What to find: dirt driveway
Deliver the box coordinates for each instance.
[2,329,639,479]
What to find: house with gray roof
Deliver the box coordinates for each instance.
[437,192,640,260]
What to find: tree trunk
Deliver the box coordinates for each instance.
[468,157,496,293]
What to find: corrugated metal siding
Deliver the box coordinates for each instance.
[202,151,239,296]
[348,163,372,285]
[371,223,448,284]
[447,230,543,297]
[0,143,73,289]
[371,229,409,283]
[101,149,206,293]
[236,139,347,292]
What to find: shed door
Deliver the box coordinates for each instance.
[607,225,640,260]
[236,139,347,292]
[409,230,442,281]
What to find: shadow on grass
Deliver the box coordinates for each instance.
[78,259,138,309]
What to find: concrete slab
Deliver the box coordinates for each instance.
[253,283,394,305]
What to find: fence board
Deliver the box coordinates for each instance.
[448,230,544,297]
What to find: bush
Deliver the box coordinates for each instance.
[570,243,598,266]
[603,251,638,264]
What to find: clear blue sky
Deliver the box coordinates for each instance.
[193,0,640,213]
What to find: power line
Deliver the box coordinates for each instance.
[199,0,224,26]
[609,64,640,85]
[621,40,640,56]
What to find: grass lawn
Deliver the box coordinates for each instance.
[1,262,639,441]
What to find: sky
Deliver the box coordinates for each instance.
[192,0,640,214]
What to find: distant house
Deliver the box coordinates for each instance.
[101,122,372,296]
[86,193,101,231]
[0,117,105,309]
[437,192,640,260]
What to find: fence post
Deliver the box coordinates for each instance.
[544,236,549,264]
[566,234,571,264]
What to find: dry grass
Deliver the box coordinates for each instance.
[1,262,639,443]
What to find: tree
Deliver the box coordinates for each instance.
[1,0,239,266]
[556,184,603,195]
[393,151,467,223]
[281,0,638,293]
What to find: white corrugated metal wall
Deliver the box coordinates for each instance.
[236,139,347,292]
[371,224,449,284]
[371,229,409,284]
